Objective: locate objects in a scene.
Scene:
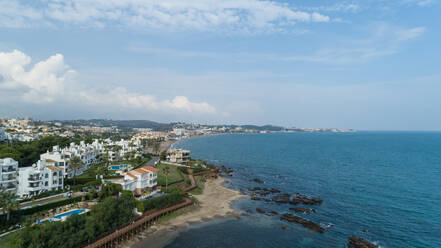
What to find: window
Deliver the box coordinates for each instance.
[53,172,57,176]
[45,174,48,178]
[45,181,48,186]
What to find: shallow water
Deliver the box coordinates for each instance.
[166,132,441,248]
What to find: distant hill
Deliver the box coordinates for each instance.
[55,119,286,132]
[58,119,174,131]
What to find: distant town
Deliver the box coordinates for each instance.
[0,117,355,143]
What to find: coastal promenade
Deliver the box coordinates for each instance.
[79,168,218,248]
[78,198,193,248]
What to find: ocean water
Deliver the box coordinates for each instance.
[167,132,441,248]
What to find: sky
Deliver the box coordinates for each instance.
[0,0,440,130]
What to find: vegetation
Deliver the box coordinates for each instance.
[68,156,83,184]
[9,194,136,248]
[156,163,184,187]
[163,165,170,192]
[0,187,19,221]
[137,191,184,212]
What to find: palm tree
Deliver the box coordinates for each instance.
[0,187,19,221]
[162,165,170,193]
[153,141,160,155]
[102,152,110,176]
[69,156,84,184]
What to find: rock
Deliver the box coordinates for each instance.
[291,196,323,205]
[270,210,279,215]
[248,187,262,191]
[252,178,264,184]
[289,207,316,214]
[347,236,378,248]
[251,197,263,201]
[256,208,265,214]
[272,194,291,204]
[281,225,288,230]
[269,188,281,193]
[280,214,326,233]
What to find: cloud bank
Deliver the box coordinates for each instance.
[0,49,216,116]
[0,0,330,32]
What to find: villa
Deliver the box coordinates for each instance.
[111,166,158,195]
[166,149,191,164]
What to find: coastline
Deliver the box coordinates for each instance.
[125,176,246,248]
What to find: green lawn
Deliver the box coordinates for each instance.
[156,163,184,186]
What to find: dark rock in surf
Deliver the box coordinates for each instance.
[347,236,378,248]
[289,207,316,214]
[280,214,326,233]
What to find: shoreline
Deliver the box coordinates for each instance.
[125,176,246,248]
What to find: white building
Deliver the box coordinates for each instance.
[0,128,7,141]
[17,160,64,197]
[166,149,191,164]
[0,158,18,194]
[111,166,158,195]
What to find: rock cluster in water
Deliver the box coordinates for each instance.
[289,207,316,214]
[347,236,378,248]
[219,166,234,176]
[280,214,326,233]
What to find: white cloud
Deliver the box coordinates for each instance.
[0,49,216,115]
[279,24,426,64]
[0,0,330,32]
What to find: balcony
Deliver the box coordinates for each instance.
[28,176,41,182]
[1,176,16,182]
[1,167,17,173]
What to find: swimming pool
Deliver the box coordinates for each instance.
[54,209,86,219]
[110,164,128,170]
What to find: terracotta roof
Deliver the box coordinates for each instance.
[45,159,58,163]
[46,165,61,171]
[131,168,149,175]
[142,166,159,172]
[124,173,137,179]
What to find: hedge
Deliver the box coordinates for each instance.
[139,191,184,212]
[70,180,102,191]
[14,196,82,216]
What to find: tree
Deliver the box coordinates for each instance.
[162,165,170,193]
[153,141,160,155]
[0,187,19,221]
[69,156,84,184]
[160,151,167,161]
[102,152,110,176]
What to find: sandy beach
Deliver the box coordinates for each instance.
[125,176,246,248]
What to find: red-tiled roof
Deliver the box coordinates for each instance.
[142,165,159,172]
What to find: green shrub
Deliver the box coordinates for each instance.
[141,191,184,212]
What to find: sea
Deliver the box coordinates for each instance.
[165,132,441,248]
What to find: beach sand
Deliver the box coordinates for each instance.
[124,176,246,248]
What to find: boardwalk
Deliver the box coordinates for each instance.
[79,198,193,248]
[78,168,218,248]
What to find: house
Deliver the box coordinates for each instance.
[111,166,158,195]
[17,160,64,197]
[0,158,18,194]
[166,149,191,164]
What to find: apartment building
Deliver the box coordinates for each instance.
[111,166,158,195]
[17,160,64,197]
[166,149,191,164]
[0,158,18,194]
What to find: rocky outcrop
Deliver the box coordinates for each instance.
[252,178,264,184]
[280,214,326,233]
[290,195,323,205]
[272,194,291,204]
[289,207,316,214]
[256,208,265,214]
[347,236,378,248]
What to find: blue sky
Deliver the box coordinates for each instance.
[0,0,440,130]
